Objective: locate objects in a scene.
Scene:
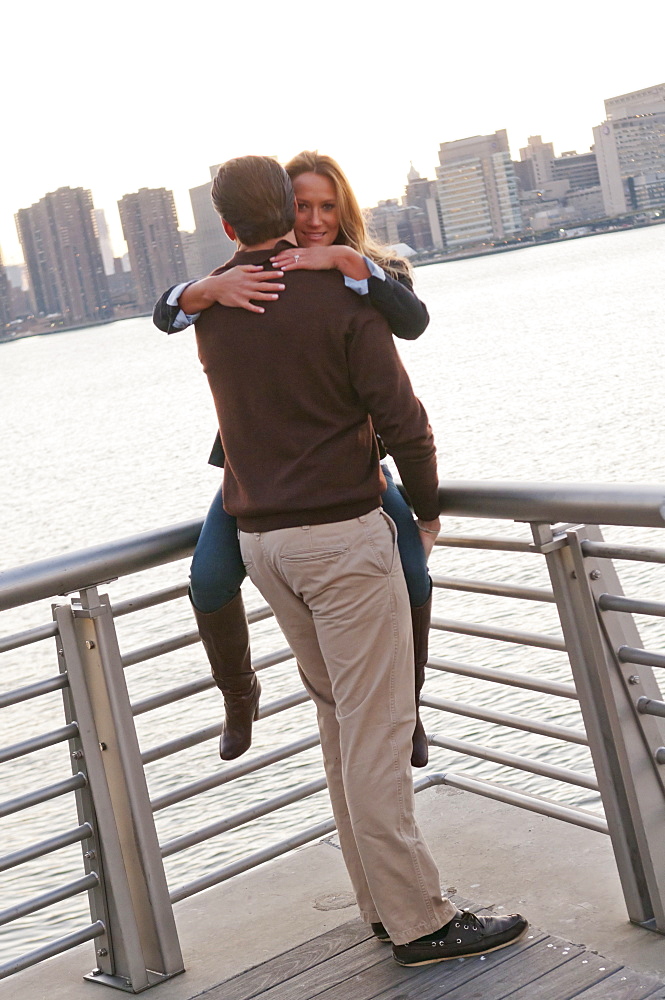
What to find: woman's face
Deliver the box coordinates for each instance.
[293,172,340,247]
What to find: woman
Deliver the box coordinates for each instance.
[153,151,437,767]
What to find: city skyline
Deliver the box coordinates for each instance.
[4,1,665,265]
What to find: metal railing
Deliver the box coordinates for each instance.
[1,480,665,991]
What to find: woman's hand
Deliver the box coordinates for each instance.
[179,266,285,315]
[270,245,371,280]
[416,518,441,561]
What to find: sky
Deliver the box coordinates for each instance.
[3,0,665,266]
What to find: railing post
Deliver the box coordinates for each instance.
[54,586,184,992]
[534,522,665,932]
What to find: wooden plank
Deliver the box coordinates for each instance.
[406,935,588,1000]
[319,931,547,1000]
[354,932,547,1000]
[203,918,374,1000]
[573,968,665,1000]
[500,953,621,1000]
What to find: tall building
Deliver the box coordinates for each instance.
[436,130,523,249]
[593,83,665,216]
[118,188,187,310]
[189,167,235,277]
[16,187,112,324]
[0,250,11,329]
[92,208,116,276]
[519,136,555,189]
[404,165,444,249]
[551,151,600,191]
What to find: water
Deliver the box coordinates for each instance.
[1,223,664,963]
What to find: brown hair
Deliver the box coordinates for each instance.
[211,156,295,247]
[284,150,410,279]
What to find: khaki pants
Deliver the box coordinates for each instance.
[239,508,455,945]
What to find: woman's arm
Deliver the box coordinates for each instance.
[270,245,429,341]
[152,267,286,333]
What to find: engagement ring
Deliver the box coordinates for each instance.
[293,254,300,263]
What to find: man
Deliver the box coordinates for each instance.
[193,154,527,965]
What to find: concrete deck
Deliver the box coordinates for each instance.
[5,785,665,999]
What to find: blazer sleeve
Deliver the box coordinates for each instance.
[152,286,181,334]
[366,266,429,341]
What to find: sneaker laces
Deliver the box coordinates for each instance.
[456,910,481,929]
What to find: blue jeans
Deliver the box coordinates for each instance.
[189,464,432,613]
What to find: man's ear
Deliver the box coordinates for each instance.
[222,218,236,242]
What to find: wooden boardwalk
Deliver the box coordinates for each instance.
[200,908,665,1000]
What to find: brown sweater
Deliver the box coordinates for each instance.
[195,241,439,532]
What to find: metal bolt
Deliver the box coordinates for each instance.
[84,850,96,860]
[71,749,84,759]
[91,968,102,976]
[589,570,600,580]
[99,742,107,751]
[85,640,96,649]
[57,648,64,656]
[656,748,665,765]
[628,675,640,685]
[97,948,108,957]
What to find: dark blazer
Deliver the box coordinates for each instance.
[152,259,430,468]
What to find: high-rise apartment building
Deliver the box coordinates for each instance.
[404,165,444,249]
[436,130,523,249]
[551,151,600,191]
[118,187,188,310]
[189,167,235,277]
[92,208,116,276]
[16,187,112,324]
[0,251,11,329]
[593,83,665,216]
[519,136,555,189]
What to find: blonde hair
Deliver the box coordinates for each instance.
[284,151,410,280]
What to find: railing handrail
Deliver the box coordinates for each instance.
[437,481,665,527]
[2,481,665,613]
[0,519,201,612]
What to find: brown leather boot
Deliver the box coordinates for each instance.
[191,590,261,760]
[410,592,432,767]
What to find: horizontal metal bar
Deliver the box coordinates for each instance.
[0,724,79,765]
[111,582,189,617]
[431,616,566,651]
[141,689,310,764]
[582,540,665,564]
[0,824,93,873]
[427,656,578,700]
[151,733,321,812]
[161,776,328,858]
[428,735,597,790]
[170,818,337,903]
[0,621,58,654]
[432,574,555,603]
[435,534,534,553]
[0,773,86,819]
[0,920,105,980]
[0,673,68,710]
[618,646,665,669]
[422,694,589,745]
[0,872,99,927]
[599,593,665,618]
[131,647,294,715]
[422,770,608,835]
[169,775,441,904]
[0,518,202,612]
[437,481,665,528]
[637,697,665,720]
[122,629,199,668]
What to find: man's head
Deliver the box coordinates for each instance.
[211,156,296,248]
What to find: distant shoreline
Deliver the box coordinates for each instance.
[3,216,663,345]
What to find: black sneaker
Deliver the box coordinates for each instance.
[371,921,391,942]
[392,909,528,966]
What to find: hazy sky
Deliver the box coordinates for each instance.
[3,1,664,266]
